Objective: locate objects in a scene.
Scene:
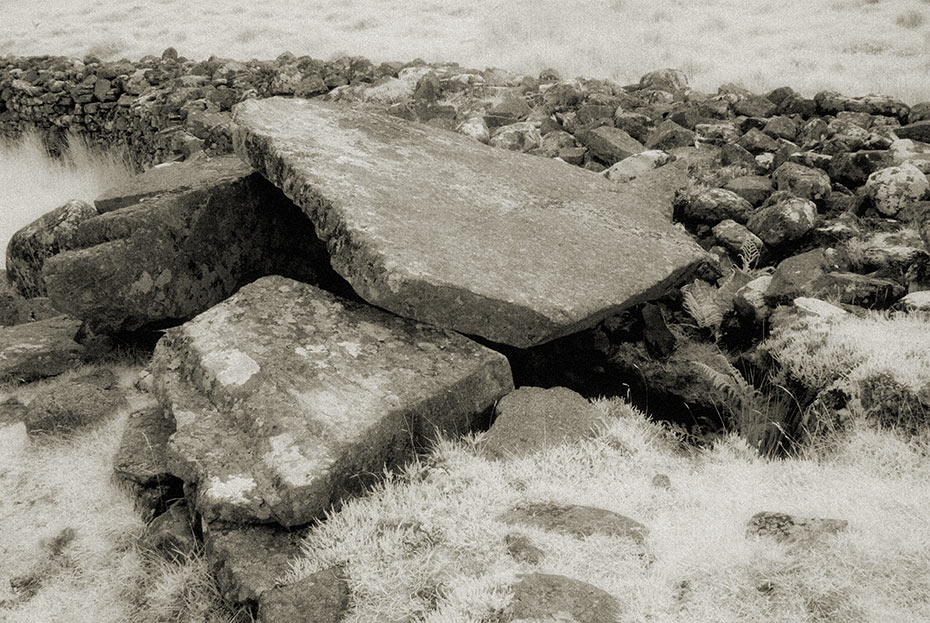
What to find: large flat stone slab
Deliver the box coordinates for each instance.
[152,275,513,526]
[232,98,708,347]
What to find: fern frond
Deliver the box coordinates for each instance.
[739,237,761,272]
[682,284,723,331]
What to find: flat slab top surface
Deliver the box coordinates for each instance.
[232,98,708,347]
[153,275,512,526]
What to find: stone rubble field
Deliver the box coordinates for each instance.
[1,54,930,622]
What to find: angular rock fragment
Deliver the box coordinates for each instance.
[498,502,648,545]
[258,567,350,623]
[43,155,339,333]
[232,98,707,347]
[502,573,622,623]
[152,276,513,526]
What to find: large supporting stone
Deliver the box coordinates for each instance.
[42,155,343,334]
[232,98,708,348]
[152,276,513,526]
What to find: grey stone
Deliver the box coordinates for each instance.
[639,68,688,93]
[205,523,304,605]
[502,573,622,623]
[644,120,695,151]
[674,188,754,225]
[723,175,773,207]
[142,501,197,562]
[232,98,708,347]
[865,163,929,217]
[498,502,648,546]
[746,511,848,544]
[481,387,605,460]
[765,250,835,306]
[773,162,832,201]
[897,120,930,143]
[24,368,127,435]
[5,199,97,298]
[43,155,338,334]
[505,533,545,565]
[747,194,818,248]
[712,220,764,257]
[0,315,83,383]
[152,276,513,526]
[258,567,350,623]
[577,124,645,165]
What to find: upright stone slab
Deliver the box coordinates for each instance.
[233,98,708,347]
[152,276,513,526]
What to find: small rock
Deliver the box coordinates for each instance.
[641,302,677,358]
[602,150,670,183]
[456,116,490,144]
[674,188,754,225]
[0,316,83,383]
[865,163,929,216]
[792,297,847,318]
[894,290,930,312]
[482,387,605,459]
[765,249,835,306]
[712,220,765,257]
[489,121,542,152]
[810,272,905,308]
[746,511,847,544]
[652,473,671,489]
[738,128,779,154]
[723,175,773,207]
[504,533,545,565]
[502,573,622,623]
[762,115,798,141]
[734,94,777,118]
[639,68,688,93]
[498,502,648,545]
[695,122,741,146]
[773,162,832,201]
[897,120,930,143]
[576,125,645,165]
[746,193,818,248]
[613,111,652,143]
[142,501,197,561]
[644,120,695,150]
[258,566,350,623]
[734,275,773,324]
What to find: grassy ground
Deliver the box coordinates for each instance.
[1,0,929,102]
[0,131,134,258]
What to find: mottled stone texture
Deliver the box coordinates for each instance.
[232,98,707,347]
[0,315,83,382]
[42,155,340,333]
[152,276,513,526]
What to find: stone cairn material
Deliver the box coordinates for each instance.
[4,54,929,618]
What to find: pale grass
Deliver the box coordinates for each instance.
[0,0,929,102]
[0,130,134,258]
[287,398,930,622]
[765,310,930,393]
[0,363,245,623]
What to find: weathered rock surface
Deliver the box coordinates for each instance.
[0,315,83,383]
[498,502,649,546]
[23,368,127,435]
[42,155,340,334]
[502,573,622,623]
[746,511,848,544]
[232,98,708,348]
[481,387,605,459]
[5,199,98,298]
[152,276,513,526]
[257,567,350,623]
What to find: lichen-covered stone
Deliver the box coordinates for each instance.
[865,163,929,217]
[481,387,605,459]
[498,502,648,546]
[43,155,339,334]
[0,315,83,383]
[152,276,513,526]
[257,567,350,623]
[747,193,818,248]
[232,98,707,348]
[6,199,98,298]
[502,573,622,623]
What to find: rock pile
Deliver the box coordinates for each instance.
[3,54,930,620]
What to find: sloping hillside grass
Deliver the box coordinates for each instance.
[1,0,929,102]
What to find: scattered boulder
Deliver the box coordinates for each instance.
[828,150,894,188]
[489,121,542,152]
[764,249,836,306]
[896,120,930,143]
[152,276,513,526]
[43,155,339,334]
[602,150,671,183]
[644,120,695,151]
[481,387,605,459]
[6,199,97,298]
[502,573,622,623]
[674,188,754,225]
[639,68,688,93]
[0,315,83,383]
[712,220,764,257]
[723,175,773,207]
[232,97,708,348]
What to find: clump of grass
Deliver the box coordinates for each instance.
[284,397,930,622]
[0,129,134,257]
